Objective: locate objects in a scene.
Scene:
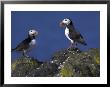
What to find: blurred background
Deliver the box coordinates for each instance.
[11,11,100,61]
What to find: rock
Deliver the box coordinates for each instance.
[58,48,100,77]
[11,48,100,77]
[27,61,58,77]
[11,56,42,77]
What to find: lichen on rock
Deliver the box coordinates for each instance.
[11,57,42,77]
[11,48,100,77]
[58,48,100,77]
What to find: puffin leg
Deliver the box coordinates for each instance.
[67,42,72,49]
[27,45,36,52]
[68,40,77,50]
[23,50,29,58]
[72,42,77,48]
[67,42,74,50]
[71,40,75,48]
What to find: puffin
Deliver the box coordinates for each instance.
[12,29,38,57]
[60,18,87,49]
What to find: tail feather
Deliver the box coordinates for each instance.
[80,40,87,46]
[78,38,87,46]
[83,42,87,46]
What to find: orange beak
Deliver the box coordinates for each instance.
[59,22,65,27]
[32,31,38,36]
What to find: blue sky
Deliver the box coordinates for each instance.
[11,11,100,61]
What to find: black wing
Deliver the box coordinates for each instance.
[69,29,87,45]
[12,38,31,51]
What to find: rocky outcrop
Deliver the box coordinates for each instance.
[11,48,100,77]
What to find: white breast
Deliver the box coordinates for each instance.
[29,39,36,46]
[65,27,74,43]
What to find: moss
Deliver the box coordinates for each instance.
[94,56,100,64]
[12,48,100,77]
[11,62,17,71]
[59,48,100,77]
[60,65,74,77]
[11,57,42,77]
[94,50,100,65]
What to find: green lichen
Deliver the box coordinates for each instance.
[12,48,100,77]
[11,57,42,77]
[94,56,100,64]
[11,62,17,71]
[94,51,100,65]
[59,48,100,77]
[60,65,74,77]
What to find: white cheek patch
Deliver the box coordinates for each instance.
[29,32,34,35]
[63,19,71,25]
[29,30,37,36]
[66,20,71,25]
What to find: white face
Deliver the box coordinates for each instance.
[62,18,71,25]
[28,29,38,37]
